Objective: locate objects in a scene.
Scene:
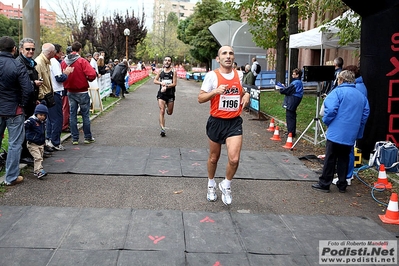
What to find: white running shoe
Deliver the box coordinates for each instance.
[46,139,55,148]
[332,177,352,186]
[347,177,352,186]
[53,144,66,151]
[207,186,217,202]
[218,182,232,205]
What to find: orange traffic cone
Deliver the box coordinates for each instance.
[266,118,275,132]
[270,126,282,141]
[379,192,399,224]
[374,164,393,189]
[283,133,293,149]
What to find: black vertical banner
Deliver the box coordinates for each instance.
[342,1,399,158]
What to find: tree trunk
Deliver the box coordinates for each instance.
[276,4,287,84]
[288,0,299,83]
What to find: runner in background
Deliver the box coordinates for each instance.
[154,56,177,137]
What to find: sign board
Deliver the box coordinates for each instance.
[242,84,264,120]
[243,84,260,111]
[88,74,112,113]
[88,88,103,113]
[98,73,112,98]
[250,87,260,112]
[89,74,112,99]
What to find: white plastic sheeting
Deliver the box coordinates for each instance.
[208,20,267,55]
[289,11,360,50]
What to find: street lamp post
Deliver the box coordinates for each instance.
[123,28,130,61]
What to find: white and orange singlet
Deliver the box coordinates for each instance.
[210,69,244,119]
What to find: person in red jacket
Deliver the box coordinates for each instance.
[61,41,96,145]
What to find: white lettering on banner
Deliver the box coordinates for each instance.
[319,240,397,264]
[218,95,240,111]
[98,73,112,98]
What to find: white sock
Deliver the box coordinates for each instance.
[223,179,231,189]
[208,178,216,188]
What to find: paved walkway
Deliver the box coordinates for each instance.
[0,77,397,265]
[43,145,318,181]
[0,205,395,265]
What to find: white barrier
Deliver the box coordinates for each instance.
[88,73,112,113]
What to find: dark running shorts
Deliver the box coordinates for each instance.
[206,116,243,144]
[157,91,175,103]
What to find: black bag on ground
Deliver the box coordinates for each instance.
[368,141,399,172]
[43,92,55,107]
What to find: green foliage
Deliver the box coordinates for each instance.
[177,0,241,69]
[0,15,21,43]
[41,25,71,50]
[237,0,286,49]
[294,0,360,47]
[167,12,178,25]
[236,0,361,56]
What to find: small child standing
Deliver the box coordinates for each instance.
[25,101,48,179]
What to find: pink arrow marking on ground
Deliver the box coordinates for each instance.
[213,262,221,266]
[148,235,165,244]
[192,162,201,166]
[161,155,170,158]
[283,159,289,163]
[299,174,308,179]
[200,216,215,223]
[55,158,65,163]
[72,147,80,150]
[189,150,197,152]
[159,170,169,174]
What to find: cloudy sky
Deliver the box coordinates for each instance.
[3,0,156,29]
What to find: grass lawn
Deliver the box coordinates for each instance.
[259,89,326,137]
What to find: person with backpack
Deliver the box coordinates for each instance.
[154,56,177,137]
[111,59,129,98]
[251,57,261,77]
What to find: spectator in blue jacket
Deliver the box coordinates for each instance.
[278,68,304,137]
[312,70,370,193]
[0,36,33,186]
[25,101,48,179]
[332,65,368,186]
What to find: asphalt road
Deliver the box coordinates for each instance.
[1,77,397,234]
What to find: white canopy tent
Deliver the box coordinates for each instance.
[288,11,360,65]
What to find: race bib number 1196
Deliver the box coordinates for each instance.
[219,95,240,111]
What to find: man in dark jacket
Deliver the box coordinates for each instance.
[0,36,34,186]
[111,60,129,98]
[16,37,46,164]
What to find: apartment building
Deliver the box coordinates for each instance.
[0,1,56,28]
[153,0,195,31]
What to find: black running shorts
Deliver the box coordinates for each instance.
[206,116,243,144]
[157,91,175,103]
